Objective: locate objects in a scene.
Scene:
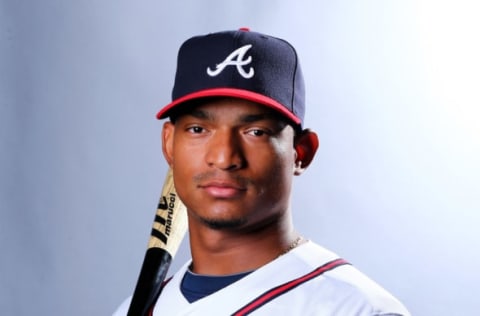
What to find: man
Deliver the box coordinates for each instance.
[114,28,410,315]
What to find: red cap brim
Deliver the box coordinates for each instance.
[156,88,301,125]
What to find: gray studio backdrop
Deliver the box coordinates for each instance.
[1,1,479,315]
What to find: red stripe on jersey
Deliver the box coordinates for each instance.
[232,258,349,316]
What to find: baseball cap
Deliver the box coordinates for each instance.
[156,28,305,128]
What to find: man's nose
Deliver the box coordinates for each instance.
[205,130,245,170]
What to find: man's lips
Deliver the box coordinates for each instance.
[198,180,247,199]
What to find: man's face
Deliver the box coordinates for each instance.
[162,98,298,231]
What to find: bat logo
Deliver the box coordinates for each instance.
[151,193,176,244]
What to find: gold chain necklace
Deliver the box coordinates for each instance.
[278,236,304,257]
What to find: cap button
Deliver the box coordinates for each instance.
[239,27,250,32]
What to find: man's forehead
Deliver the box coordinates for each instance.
[172,97,286,122]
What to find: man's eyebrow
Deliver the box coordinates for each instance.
[188,108,212,120]
[239,113,279,123]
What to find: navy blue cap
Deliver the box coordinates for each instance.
[157,28,305,127]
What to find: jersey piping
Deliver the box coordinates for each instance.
[231,258,350,316]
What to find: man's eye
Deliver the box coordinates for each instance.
[187,126,204,134]
[247,129,267,137]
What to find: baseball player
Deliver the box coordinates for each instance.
[114,28,410,315]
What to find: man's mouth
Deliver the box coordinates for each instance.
[198,180,247,199]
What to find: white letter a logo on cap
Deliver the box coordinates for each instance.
[207,44,254,79]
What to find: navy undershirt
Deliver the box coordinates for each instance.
[181,269,253,303]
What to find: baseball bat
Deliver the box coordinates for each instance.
[127,168,188,316]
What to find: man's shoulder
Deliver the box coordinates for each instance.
[287,241,410,315]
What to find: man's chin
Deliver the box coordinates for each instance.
[199,216,247,230]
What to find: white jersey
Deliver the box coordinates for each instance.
[114,241,410,315]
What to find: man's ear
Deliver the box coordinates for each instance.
[162,121,175,167]
[293,129,319,175]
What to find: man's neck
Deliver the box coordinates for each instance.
[187,222,298,275]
